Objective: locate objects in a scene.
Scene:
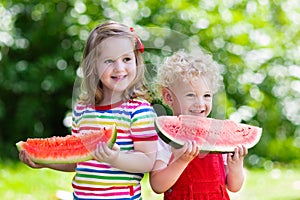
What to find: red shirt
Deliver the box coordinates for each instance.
[164,153,230,200]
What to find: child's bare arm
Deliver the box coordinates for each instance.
[19,150,76,172]
[150,141,199,194]
[226,145,248,192]
[93,140,157,173]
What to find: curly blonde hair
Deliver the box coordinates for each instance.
[154,49,223,99]
[79,21,146,105]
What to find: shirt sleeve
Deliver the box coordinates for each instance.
[130,100,158,141]
[156,138,172,163]
[222,153,227,165]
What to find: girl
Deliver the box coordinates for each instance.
[19,21,158,200]
[150,50,247,199]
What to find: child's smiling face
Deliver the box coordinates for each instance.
[96,36,136,101]
[163,76,213,117]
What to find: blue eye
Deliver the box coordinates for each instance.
[104,59,114,64]
[186,93,196,97]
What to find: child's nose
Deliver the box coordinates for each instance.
[197,96,204,104]
[114,60,125,70]
[195,97,205,108]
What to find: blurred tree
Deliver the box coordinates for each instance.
[1,0,300,166]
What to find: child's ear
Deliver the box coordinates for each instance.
[162,87,173,106]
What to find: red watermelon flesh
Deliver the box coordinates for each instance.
[16,125,117,164]
[155,115,262,152]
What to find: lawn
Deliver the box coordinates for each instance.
[1,160,300,200]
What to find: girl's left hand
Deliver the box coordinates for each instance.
[227,145,248,165]
[93,142,120,164]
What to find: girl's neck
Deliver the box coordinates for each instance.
[98,94,123,106]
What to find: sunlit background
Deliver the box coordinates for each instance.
[1,0,300,199]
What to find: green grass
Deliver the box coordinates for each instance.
[1,161,300,199]
[0,160,74,200]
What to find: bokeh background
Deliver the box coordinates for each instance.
[1,0,300,199]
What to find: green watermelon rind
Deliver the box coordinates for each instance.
[155,122,184,149]
[16,124,117,164]
[107,124,117,149]
[155,116,262,153]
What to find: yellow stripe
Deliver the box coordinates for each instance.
[78,120,130,129]
[132,121,153,126]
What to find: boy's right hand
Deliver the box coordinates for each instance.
[171,140,199,163]
[19,150,44,169]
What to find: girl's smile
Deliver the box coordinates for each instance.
[111,74,128,82]
[96,36,137,104]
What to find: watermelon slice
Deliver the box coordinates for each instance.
[155,115,262,152]
[16,125,117,164]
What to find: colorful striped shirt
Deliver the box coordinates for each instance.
[71,98,158,200]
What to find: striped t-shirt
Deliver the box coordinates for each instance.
[71,98,158,200]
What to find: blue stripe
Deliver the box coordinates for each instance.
[117,141,133,145]
[131,108,155,118]
[76,167,143,177]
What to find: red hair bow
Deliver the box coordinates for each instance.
[130,27,144,53]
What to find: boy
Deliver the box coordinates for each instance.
[150,50,247,199]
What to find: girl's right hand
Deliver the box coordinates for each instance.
[19,150,44,169]
[171,140,199,163]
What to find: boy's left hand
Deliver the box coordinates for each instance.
[93,142,120,164]
[227,145,248,166]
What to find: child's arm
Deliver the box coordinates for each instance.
[19,150,76,172]
[93,140,157,173]
[225,145,248,192]
[149,141,199,194]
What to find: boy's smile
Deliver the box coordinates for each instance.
[163,76,213,117]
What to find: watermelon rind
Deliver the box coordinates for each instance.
[16,125,117,164]
[155,120,184,149]
[155,115,262,153]
[107,124,117,149]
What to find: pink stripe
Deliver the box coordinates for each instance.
[120,104,149,109]
[78,161,110,168]
[131,126,156,132]
[117,129,130,134]
[74,185,141,197]
[75,191,129,197]
[120,105,138,109]
[132,135,158,141]
[79,127,105,131]
[75,104,87,110]
[119,100,150,109]
[72,183,129,191]
[116,135,131,139]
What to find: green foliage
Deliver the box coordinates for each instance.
[1,0,300,164]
